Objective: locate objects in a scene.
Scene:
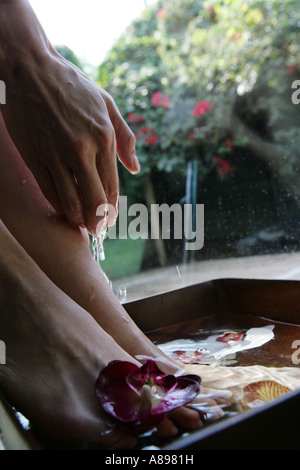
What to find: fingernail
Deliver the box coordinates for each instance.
[131,154,140,174]
[77,210,86,228]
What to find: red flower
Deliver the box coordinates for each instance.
[95,359,201,431]
[157,8,166,19]
[192,100,212,117]
[127,113,144,123]
[152,92,170,109]
[287,64,296,76]
[225,138,234,150]
[128,112,135,123]
[141,126,154,134]
[212,155,234,178]
[144,133,159,145]
[208,6,217,22]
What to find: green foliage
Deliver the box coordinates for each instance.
[96,0,300,185]
[100,237,146,280]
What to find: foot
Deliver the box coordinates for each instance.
[0,224,139,448]
[0,223,201,446]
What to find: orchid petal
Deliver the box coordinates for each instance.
[95,359,201,431]
[95,360,142,422]
[152,375,201,415]
[139,359,168,380]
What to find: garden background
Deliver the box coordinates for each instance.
[57,0,300,282]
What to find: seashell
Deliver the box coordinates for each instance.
[241,380,291,410]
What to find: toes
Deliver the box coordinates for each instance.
[156,416,178,437]
[155,406,203,438]
[168,406,203,431]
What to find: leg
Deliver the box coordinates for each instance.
[0,112,180,374]
[0,114,202,434]
[0,219,138,448]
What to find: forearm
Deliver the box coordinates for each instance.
[0,0,54,79]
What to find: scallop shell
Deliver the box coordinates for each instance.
[241,380,291,410]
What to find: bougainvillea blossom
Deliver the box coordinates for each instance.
[225,138,234,150]
[156,8,166,19]
[141,126,154,134]
[127,112,135,123]
[127,112,144,123]
[212,155,234,178]
[95,359,201,431]
[192,100,212,117]
[144,133,159,146]
[151,92,170,109]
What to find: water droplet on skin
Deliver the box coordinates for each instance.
[116,285,127,303]
[92,231,106,263]
[121,314,130,324]
[88,286,96,302]
[91,228,127,303]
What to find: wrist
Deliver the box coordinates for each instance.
[0,0,54,80]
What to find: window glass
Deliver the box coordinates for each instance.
[98,0,300,302]
[33,0,300,302]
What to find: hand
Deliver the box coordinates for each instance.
[1,50,139,234]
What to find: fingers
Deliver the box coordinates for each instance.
[74,158,108,235]
[33,92,139,234]
[30,164,65,216]
[103,92,140,175]
[50,161,86,228]
[95,126,119,228]
[68,125,119,234]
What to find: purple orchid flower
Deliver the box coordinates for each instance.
[95,359,201,431]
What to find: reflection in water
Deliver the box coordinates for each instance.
[158,325,275,366]
[10,315,300,449]
[144,317,300,448]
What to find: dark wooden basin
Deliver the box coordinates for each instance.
[1,278,300,450]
